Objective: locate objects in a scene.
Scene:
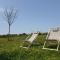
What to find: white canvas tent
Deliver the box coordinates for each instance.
[43,27,60,51]
[20,32,38,48]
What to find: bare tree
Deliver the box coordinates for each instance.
[4,8,17,40]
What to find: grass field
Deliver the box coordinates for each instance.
[0,34,60,60]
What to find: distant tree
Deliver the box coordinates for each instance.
[22,33,27,35]
[4,8,17,40]
[38,32,42,35]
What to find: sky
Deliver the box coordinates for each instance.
[0,0,60,34]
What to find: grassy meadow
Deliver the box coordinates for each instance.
[0,33,60,60]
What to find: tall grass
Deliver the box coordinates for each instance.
[0,34,60,60]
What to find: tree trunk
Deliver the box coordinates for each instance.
[8,24,10,41]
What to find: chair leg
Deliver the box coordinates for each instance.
[43,40,59,51]
[57,41,59,51]
[43,41,46,49]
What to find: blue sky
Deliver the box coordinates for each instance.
[0,0,60,34]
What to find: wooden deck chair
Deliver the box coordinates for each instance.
[43,27,60,51]
[20,32,38,48]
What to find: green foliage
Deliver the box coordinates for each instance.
[35,35,46,46]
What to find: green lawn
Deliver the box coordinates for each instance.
[0,34,60,60]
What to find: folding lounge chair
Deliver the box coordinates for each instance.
[20,32,38,48]
[43,27,60,51]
